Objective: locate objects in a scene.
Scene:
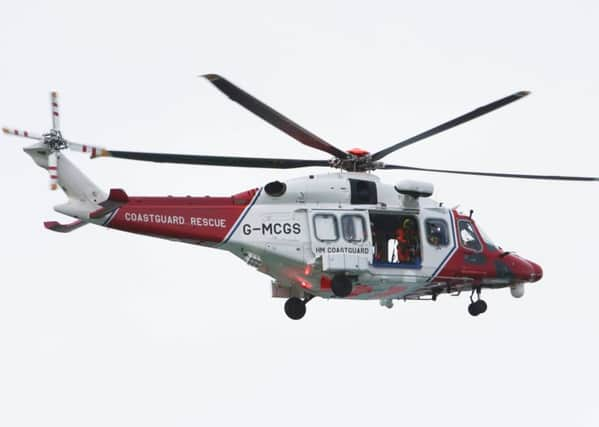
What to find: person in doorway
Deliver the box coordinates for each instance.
[395,217,418,263]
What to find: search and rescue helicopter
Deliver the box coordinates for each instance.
[4,75,597,319]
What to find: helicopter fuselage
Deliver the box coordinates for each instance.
[101,171,543,302]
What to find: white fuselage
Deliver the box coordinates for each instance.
[223,172,457,301]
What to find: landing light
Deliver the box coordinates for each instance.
[300,280,313,290]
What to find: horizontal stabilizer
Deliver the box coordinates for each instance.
[44,219,88,233]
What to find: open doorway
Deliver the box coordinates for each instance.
[369,212,421,267]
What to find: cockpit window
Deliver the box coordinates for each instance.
[458,220,482,251]
[477,225,499,252]
[425,219,449,247]
[342,215,367,243]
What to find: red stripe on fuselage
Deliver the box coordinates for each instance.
[106,189,258,243]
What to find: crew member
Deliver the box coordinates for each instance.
[395,218,418,263]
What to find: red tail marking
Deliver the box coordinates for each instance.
[106,188,259,244]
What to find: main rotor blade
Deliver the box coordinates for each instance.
[371,91,530,161]
[382,163,599,181]
[97,150,331,169]
[202,74,348,159]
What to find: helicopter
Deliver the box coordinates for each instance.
[4,75,597,320]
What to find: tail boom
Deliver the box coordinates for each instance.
[103,189,260,245]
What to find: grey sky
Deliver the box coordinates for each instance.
[1,1,598,426]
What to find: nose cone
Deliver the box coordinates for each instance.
[503,254,542,283]
[509,257,534,281]
[528,260,543,282]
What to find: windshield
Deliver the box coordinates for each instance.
[458,220,482,251]
[476,224,499,252]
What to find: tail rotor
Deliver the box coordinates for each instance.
[3,91,104,190]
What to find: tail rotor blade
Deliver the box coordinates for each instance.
[51,91,60,131]
[2,127,43,140]
[48,152,58,190]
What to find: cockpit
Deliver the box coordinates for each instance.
[458,218,499,252]
[458,219,482,251]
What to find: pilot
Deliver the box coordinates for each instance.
[428,222,442,246]
[396,218,417,263]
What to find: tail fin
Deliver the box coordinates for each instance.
[24,143,108,220]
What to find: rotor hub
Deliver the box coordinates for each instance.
[43,129,67,151]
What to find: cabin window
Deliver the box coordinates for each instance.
[369,212,421,267]
[313,214,339,242]
[349,179,377,204]
[342,215,367,243]
[458,220,482,252]
[425,219,449,247]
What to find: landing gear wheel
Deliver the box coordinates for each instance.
[331,275,353,298]
[468,288,488,317]
[468,299,488,316]
[468,302,480,317]
[475,299,487,314]
[284,297,306,320]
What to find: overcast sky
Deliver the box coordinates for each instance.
[1,1,598,426]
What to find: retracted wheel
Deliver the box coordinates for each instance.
[284,297,306,320]
[331,275,353,298]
